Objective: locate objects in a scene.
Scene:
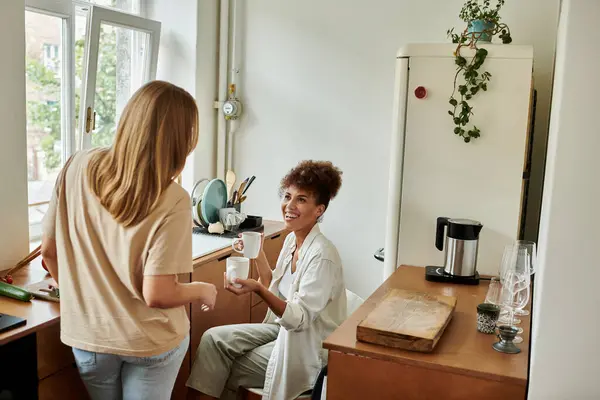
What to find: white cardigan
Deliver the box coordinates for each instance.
[261,224,346,400]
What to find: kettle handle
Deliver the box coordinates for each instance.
[436,217,450,251]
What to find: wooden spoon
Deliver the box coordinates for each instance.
[225,170,236,201]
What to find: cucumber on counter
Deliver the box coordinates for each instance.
[0,281,33,302]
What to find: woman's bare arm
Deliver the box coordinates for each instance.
[143,275,217,309]
[41,235,59,284]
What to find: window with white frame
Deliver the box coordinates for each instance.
[25,0,161,241]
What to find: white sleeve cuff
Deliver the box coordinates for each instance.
[275,301,304,331]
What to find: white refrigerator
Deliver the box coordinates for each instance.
[383,43,534,279]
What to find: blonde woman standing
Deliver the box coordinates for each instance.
[40,81,217,400]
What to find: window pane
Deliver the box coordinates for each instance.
[91,23,149,148]
[75,11,88,151]
[88,0,140,14]
[25,11,64,238]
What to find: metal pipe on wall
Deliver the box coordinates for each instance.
[216,0,230,180]
[226,0,241,172]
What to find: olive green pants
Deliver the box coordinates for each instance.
[186,323,280,400]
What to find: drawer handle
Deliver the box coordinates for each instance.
[270,234,281,240]
[218,255,231,262]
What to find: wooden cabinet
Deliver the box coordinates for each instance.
[172,272,192,400]
[251,232,287,307]
[3,223,288,400]
[36,323,74,380]
[190,258,252,358]
[39,365,89,400]
[250,301,269,324]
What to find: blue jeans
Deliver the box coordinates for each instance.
[72,335,189,400]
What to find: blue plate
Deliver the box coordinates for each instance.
[201,179,228,224]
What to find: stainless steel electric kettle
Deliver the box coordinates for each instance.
[435,217,483,277]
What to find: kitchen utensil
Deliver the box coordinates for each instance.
[492,325,521,354]
[201,179,228,224]
[232,232,262,259]
[242,176,256,195]
[238,195,247,204]
[425,217,483,285]
[191,179,210,227]
[477,303,501,334]
[226,170,236,201]
[3,245,42,278]
[226,257,250,288]
[30,288,60,303]
[356,288,457,352]
[237,180,247,200]
[231,190,238,206]
[191,179,209,206]
[193,199,209,228]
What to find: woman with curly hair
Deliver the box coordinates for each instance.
[187,160,346,400]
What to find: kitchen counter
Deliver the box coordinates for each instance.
[324,265,530,399]
[0,220,285,346]
[0,220,287,399]
[191,220,284,262]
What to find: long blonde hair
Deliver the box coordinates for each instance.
[87,80,199,227]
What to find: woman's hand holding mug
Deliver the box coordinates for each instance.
[232,232,263,259]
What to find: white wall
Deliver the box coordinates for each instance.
[0,0,29,270]
[232,0,560,298]
[530,0,600,398]
[145,0,219,192]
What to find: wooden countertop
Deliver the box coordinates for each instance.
[0,220,286,346]
[192,220,286,268]
[324,265,530,386]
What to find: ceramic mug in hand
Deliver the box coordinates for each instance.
[226,257,250,288]
[232,232,262,259]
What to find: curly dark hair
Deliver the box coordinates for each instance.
[279,160,343,209]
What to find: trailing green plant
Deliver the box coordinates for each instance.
[446,0,512,143]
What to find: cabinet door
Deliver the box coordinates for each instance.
[39,365,89,400]
[250,301,269,324]
[190,258,251,358]
[171,273,192,400]
[251,233,287,307]
[37,323,74,380]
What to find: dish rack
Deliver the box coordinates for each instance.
[192,215,263,238]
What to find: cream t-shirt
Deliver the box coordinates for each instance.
[42,150,193,357]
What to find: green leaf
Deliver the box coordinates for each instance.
[454,127,461,134]
[448,110,454,116]
[455,56,467,67]
[449,98,458,106]
[464,137,471,143]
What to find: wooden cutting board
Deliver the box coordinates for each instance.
[356,288,457,352]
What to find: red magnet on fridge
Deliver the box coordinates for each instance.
[414,86,427,99]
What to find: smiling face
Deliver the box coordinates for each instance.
[280,186,325,232]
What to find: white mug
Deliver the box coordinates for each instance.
[232,232,262,259]
[226,257,250,288]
